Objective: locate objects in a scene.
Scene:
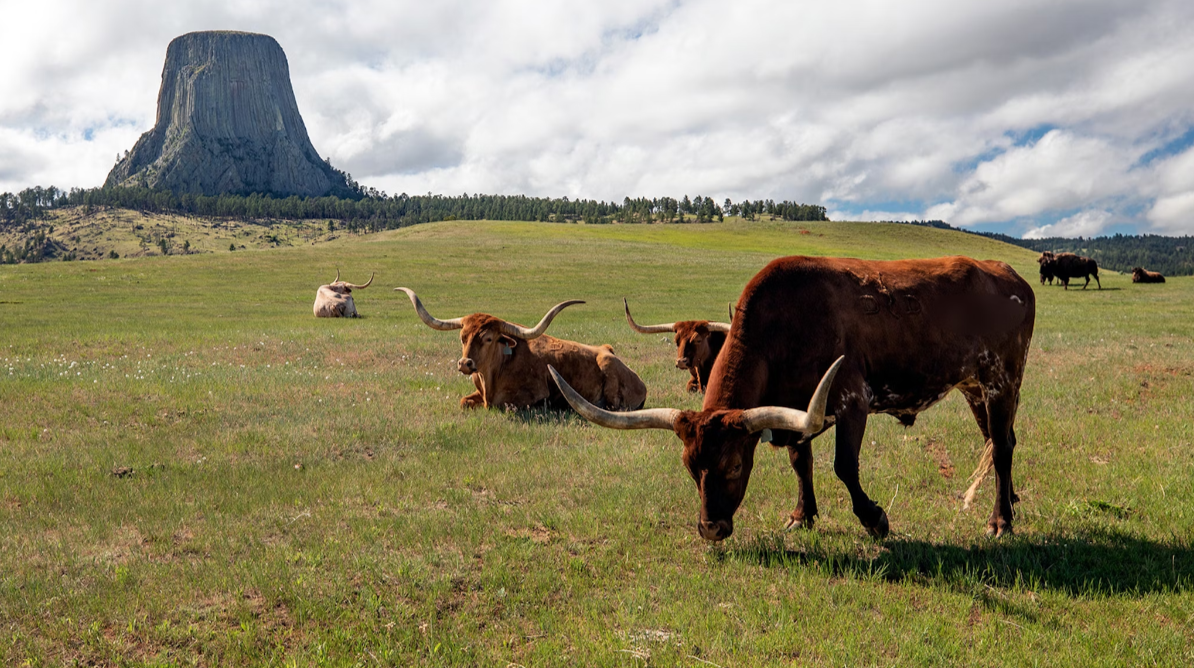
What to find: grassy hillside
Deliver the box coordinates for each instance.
[1,219,1191,666]
[1,206,349,261]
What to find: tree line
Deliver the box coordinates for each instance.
[978,232,1194,277]
[2,185,828,233]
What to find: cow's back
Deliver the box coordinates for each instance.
[706,256,1035,412]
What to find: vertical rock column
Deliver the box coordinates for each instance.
[106,31,354,198]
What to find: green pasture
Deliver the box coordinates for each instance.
[1,218,1191,666]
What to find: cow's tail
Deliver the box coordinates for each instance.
[962,439,995,510]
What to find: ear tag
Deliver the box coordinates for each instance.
[500,343,512,356]
[760,428,773,443]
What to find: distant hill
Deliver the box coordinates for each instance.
[976,231,1194,277]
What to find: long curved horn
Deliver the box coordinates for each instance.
[346,272,374,290]
[623,298,675,334]
[549,366,679,430]
[333,268,341,283]
[740,356,845,435]
[706,321,732,333]
[394,287,464,331]
[499,300,584,340]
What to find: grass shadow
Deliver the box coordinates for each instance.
[720,527,1192,597]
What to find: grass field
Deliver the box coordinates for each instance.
[1,218,1192,666]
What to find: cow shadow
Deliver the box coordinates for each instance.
[718,526,1192,597]
[506,404,585,426]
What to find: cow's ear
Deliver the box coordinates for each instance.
[500,335,518,354]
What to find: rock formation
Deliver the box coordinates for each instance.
[106,31,355,198]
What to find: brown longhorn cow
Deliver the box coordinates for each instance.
[1038,251,1100,290]
[624,298,732,393]
[552,256,1035,540]
[1131,267,1165,283]
[314,270,374,317]
[396,288,647,411]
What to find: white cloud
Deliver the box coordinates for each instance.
[3,0,1194,235]
[925,130,1139,226]
[1023,209,1115,239]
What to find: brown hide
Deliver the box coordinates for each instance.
[679,256,1034,541]
[455,314,646,411]
[314,283,359,317]
[672,321,728,392]
[1038,251,1100,289]
[1132,267,1165,283]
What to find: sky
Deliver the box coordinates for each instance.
[2,0,1193,238]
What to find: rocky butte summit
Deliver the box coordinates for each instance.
[106,31,356,198]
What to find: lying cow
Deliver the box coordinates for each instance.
[624,298,731,392]
[396,288,647,411]
[552,255,1035,540]
[1038,251,1100,290]
[314,270,374,317]
[1131,267,1165,283]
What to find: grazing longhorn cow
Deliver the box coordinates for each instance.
[624,298,732,392]
[314,270,374,317]
[1131,267,1165,283]
[1038,251,1100,290]
[396,288,647,411]
[551,256,1035,540]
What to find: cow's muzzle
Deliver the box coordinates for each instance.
[676,357,692,370]
[698,518,733,542]
[457,358,476,374]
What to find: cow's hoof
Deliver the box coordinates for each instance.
[986,522,1013,539]
[864,510,890,539]
[784,513,815,531]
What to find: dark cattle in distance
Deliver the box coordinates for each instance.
[553,256,1035,541]
[1132,267,1166,283]
[397,288,647,412]
[1038,251,1100,290]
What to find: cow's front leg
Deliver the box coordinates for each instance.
[834,403,888,538]
[686,369,702,393]
[784,435,817,530]
[460,373,486,409]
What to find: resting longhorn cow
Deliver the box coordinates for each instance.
[1038,251,1100,290]
[1131,267,1165,283]
[552,256,1035,540]
[314,270,374,317]
[396,288,647,411]
[624,298,732,392]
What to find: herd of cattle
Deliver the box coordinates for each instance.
[310,251,1165,542]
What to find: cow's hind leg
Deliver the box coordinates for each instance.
[834,402,888,538]
[984,392,1020,537]
[1094,272,1101,289]
[782,433,817,530]
[960,385,1017,506]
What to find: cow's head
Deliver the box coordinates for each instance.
[1132,267,1145,280]
[324,269,374,297]
[396,287,583,376]
[548,356,843,541]
[623,298,731,371]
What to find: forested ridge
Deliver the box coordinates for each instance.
[978,231,1194,277]
[1,185,828,263]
